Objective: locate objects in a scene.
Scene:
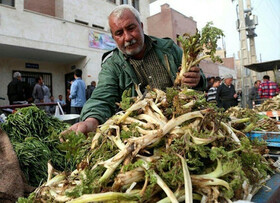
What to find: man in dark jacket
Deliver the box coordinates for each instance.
[86,81,96,100]
[248,80,261,108]
[216,74,238,110]
[68,5,206,134]
[7,72,25,105]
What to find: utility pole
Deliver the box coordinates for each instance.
[245,0,258,81]
[237,0,249,107]
[236,0,258,107]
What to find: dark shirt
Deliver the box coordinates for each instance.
[216,83,238,110]
[86,85,95,100]
[7,78,25,105]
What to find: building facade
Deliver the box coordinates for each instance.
[0,0,150,105]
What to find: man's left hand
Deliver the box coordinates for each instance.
[181,66,201,87]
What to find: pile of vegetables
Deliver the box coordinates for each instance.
[1,106,76,187]
[226,106,279,132]
[18,23,278,202]
[19,88,276,203]
[255,95,280,112]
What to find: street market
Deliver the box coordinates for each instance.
[1,0,280,203]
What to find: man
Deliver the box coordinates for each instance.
[68,5,206,134]
[258,75,279,100]
[86,81,96,100]
[248,80,261,108]
[69,69,86,114]
[42,83,51,113]
[56,94,66,106]
[207,77,221,103]
[49,95,56,114]
[7,72,25,105]
[32,76,44,103]
[216,74,238,110]
[56,94,66,113]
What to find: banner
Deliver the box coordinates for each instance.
[89,30,116,50]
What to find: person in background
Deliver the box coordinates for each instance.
[248,80,261,108]
[49,95,56,114]
[258,75,279,100]
[66,88,71,114]
[206,76,215,91]
[69,69,86,114]
[86,81,96,100]
[32,76,44,103]
[56,94,66,113]
[66,5,207,135]
[216,74,238,110]
[42,83,51,113]
[7,72,25,105]
[207,78,221,103]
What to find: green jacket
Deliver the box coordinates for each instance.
[81,35,206,124]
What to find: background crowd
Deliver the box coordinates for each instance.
[7,69,96,115]
[7,70,279,116]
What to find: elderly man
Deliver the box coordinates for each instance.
[68,5,206,134]
[7,72,25,105]
[216,74,238,110]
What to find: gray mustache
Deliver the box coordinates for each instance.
[124,39,137,48]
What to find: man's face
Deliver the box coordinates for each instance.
[224,78,233,86]
[39,77,43,85]
[213,81,220,87]
[109,10,145,57]
[59,95,62,100]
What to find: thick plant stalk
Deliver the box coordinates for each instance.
[117,99,148,124]
[123,117,152,129]
[45,173,66,187]
[98,144,134,183]
[153,171,179,203]
[177,154,193,203]
[67,192,139,203]
[141,159,178,203]
[221,122,241,145]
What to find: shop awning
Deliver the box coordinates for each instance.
[244,60,280,72]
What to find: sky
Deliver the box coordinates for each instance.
[149,0,280,63]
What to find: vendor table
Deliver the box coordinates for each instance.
[252,173,280,203]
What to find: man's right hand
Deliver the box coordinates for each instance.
[62,117,99,135]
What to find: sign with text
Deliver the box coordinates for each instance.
[88,30,116,50]
[25,63,39,69]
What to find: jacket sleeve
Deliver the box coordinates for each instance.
[248,88,255,100]
[80,62,121,124]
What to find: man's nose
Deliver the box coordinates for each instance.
[124,31,133,41]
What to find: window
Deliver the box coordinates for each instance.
[92,24,104,30]
[107,0,116,4]
[132,0,139,11]
[13,71,53,97]
[75,19,89,26]
[0,0,15,7]
[120,0,128,4]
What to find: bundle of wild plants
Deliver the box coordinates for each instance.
[19,88,276,203]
